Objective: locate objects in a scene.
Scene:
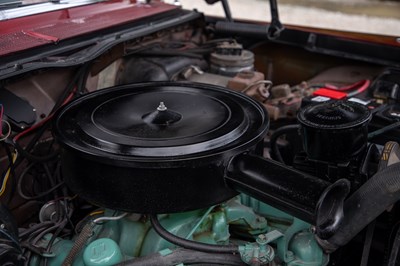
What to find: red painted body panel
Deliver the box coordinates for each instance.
[0,0,177,56]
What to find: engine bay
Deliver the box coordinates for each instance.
[1,4,400,266]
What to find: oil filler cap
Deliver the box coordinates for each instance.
[298,101,371,162]
[83,238,123,266]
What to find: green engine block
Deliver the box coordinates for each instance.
[30,196,328,266]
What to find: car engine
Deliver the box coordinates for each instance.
[0,2,400,266]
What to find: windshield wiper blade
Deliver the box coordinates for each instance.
[205,0,284,39]
[267,0,284,39]
[205,0,233,22]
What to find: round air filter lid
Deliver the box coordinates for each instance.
[298,101,371,129]
[54,82,268,161]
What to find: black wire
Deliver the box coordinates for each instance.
[385,220,400,264]
[23,223,50,243]
[43,220,68,266]
[2,142,16,204]
[389,225,400,266]
[17,162,64,201]
[19,201,71,266]
[12,142,58,163]
[19,222,53,239]
[368,121,400,140]
[0,227,21,250]
[360,220,376,266]
[19,180,64,201]
[31,222,64,246]
[13,63,90,166]
[42,163,58,198]
[149,214,238,254]
[2,142,15,177]
[270,124,300,163]
[23,250,32,266]
[63,198,75,235]
[56,162,75,232]
[20,242,45,256]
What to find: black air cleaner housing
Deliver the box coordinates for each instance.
[297,101,371,162]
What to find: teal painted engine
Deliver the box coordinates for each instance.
[28,196,327,266]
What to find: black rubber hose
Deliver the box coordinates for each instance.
[149,215,238,254]
[270,124,300,163]
[135,50,203,59]
[323,162,400,252]
[115,247,245,266]
[215,21,268,39]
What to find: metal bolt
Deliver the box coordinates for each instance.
[257,217,266,222]
[157,102,167,111]
[286,250,294,261]
[310,225,316,234]
[0,224,5,229]
[257,234,268,245]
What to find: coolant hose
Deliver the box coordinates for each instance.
[320,162,400,252]
[115,247,245,266]
[149,215,238,254]
[270,124,300,163]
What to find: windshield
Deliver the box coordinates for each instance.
[179,0,400,37]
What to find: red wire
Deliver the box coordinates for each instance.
[0,104,3,136]
[13,114,54,142]
[336,79,370,92]
[315,79,371,99]
[346,80,371,97]
[13,88,76,142]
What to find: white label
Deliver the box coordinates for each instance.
[348,97,371,105]
[311,96,330,102]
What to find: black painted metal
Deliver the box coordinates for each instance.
[297,100,371,162]
[225,153,350,230]
[55,82,268,213]
[55,82,349,230]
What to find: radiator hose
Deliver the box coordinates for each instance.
[319,162,400,252]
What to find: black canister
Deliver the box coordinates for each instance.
[297,101,371,162]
